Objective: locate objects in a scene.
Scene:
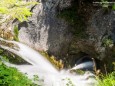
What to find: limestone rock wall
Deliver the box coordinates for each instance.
[18,0,72,57]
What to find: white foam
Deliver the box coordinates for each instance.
[0,38,97,86]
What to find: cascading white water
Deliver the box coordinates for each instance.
[0,38,97,86]
[70,61,94,71]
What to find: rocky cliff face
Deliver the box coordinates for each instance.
[18,0,72,57]
[71,9,115,60]
[87,9,115,72]
[88,9,115,59]
[69,8,115,72]
[18,0,115,72]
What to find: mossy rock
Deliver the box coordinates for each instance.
[0,48,29,65]
[70,69,85,75]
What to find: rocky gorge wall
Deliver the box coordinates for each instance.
[18,0,115,72]
[18,0,72,58]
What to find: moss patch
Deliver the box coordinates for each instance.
[13,25,19,41]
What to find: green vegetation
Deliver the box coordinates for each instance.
[0,1,40,85]
[102,38,113,47]
[70,69,85,75]
[0,0,115,86]
[97,72,115,86]
[0,0,38,41]
[101,0,109,8]
[40,51,64,70]
[0,61,37,86]
[101,0,115,10]
[13,25,19,41]
[0,48,28,64]
[97,63,115,86]
[0,0,38,24]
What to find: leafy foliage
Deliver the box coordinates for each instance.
[97,72,115,86]
[102,38,113,47]
[0,0,38,41]
[0,62,37,86]
[0,0,38,25]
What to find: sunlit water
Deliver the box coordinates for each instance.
[0,38,97,86]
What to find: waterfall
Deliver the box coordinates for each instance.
[0,38,97,86]
[71,61,94,71]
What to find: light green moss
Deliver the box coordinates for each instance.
[13,25,19,41]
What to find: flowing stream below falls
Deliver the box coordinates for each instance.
[0,38,97,86]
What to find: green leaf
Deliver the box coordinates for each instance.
[0,0,38,26]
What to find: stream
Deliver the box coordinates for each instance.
[0,38,97,86]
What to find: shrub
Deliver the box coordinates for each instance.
[0,62,37,86]
[97,72,115,86]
